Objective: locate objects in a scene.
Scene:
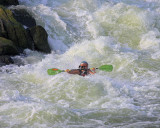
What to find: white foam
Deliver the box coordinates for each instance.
[139,30,160,50]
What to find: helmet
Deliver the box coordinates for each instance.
[79,61,88,69]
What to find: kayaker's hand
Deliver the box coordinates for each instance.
[91,68,96,73]
[65,69,70,72]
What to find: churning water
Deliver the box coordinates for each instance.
[1,0,160,127]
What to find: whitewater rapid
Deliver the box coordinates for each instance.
[1,0,160,127]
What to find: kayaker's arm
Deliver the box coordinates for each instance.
[66,69,80,74]
[66,68,96,75]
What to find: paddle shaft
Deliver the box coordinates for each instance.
[64,68,97,71]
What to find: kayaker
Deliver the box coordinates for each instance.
[66,61,96,76]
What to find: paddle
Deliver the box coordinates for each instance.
[47,65,113,75]
[47,68,65,75]
[97,65,113,72]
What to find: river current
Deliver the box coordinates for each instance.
[0,0,160,127]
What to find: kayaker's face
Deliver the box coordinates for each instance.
[79,66,88,69]
[79,63,88,69]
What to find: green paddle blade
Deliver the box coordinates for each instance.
[98,65,113,72]
[47,68,63,75]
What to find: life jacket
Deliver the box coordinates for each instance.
[79,69,88,76]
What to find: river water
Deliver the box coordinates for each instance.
[0,0,160,127]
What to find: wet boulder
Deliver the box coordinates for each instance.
[11,8,36,28]
[0,55,14,66]
[29,26,51,53]
[0,0,19,6]
[0,6,32,49]
[0,37,19,55]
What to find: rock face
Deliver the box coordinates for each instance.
[0,0,19,6]
[0,4,52,66]
[0,37,19,55]
[11,9,36,28]
[0,6,32,49]
[29,26,51,53]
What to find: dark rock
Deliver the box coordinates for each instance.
[0,6,51,56]
[0,55,14,66]
[0,16,7,37]
[0,6,32,50]
[0,37,19,55]
[11,9,36,28]
[29,26,51,53]
[26,28,34,50]
[0,0,19,6]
